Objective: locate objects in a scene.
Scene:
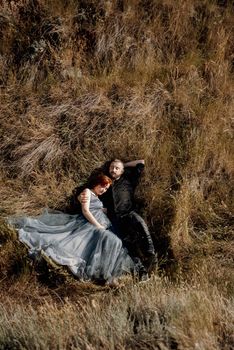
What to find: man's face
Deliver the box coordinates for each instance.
[109,161,124,180]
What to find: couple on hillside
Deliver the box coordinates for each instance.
[9,159,156,285]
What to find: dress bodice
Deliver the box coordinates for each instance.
[86,192,110,228]
[89,192,104,211]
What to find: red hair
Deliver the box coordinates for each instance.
[88,174,112,189]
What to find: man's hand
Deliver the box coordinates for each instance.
[78,190,89,204]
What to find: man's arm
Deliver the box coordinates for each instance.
[124,159,145,167]
[124,160,145,188]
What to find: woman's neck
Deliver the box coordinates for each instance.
[90,189,98,196]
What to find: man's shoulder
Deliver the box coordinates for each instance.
[115,172,135,188]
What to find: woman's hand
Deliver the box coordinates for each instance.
[96,224,105,230]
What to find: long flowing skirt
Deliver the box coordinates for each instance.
[8,209,134,282]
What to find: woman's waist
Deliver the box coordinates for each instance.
[91,209,111,224]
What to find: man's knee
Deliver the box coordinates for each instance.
[129,212,151,239]
[129,211,149,230]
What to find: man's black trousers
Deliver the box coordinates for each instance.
[117,211,155,260]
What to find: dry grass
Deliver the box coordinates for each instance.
[0,0,233,348]
[0,272,233,349]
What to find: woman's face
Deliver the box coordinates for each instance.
[93,183,110,196]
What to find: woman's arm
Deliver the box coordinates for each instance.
[79,189,105,229]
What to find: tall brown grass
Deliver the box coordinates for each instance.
[0,274,233,349]
[0,0,233,348]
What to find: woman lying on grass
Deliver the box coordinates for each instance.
[8,174,134,285]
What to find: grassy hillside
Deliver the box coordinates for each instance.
[0,0,233,349]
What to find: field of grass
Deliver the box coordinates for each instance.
[0,0,233,349]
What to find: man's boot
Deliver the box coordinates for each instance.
[132,257,150,283]
[142,233,157,273]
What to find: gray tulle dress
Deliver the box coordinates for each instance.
[8,192,134,282]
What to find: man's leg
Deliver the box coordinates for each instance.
[117,216,149,281]
[128,211,155,255]
[126,211,157,273]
